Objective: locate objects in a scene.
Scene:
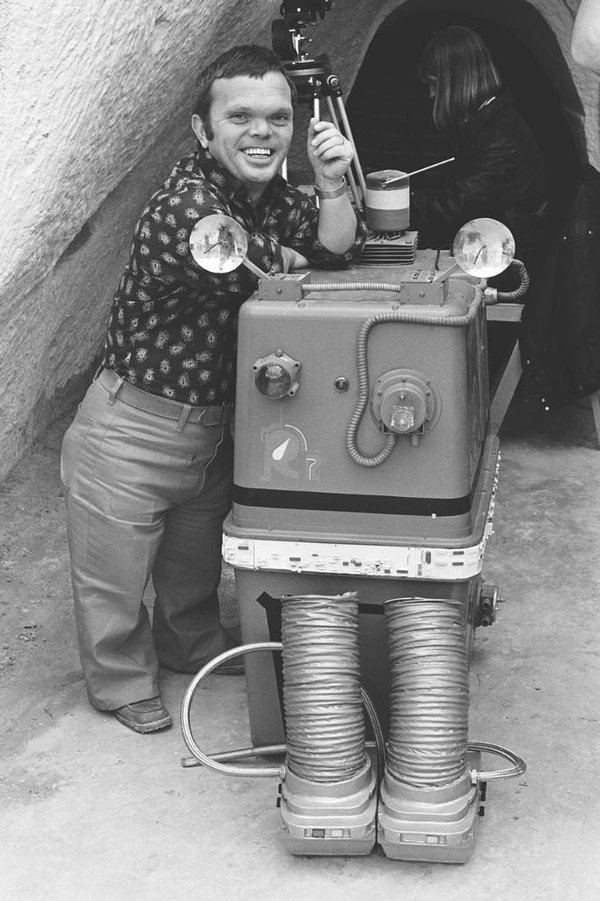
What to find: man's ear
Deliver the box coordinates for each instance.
[191,114,209,148]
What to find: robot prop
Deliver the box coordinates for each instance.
[180,1,529,865]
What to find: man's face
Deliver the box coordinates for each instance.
[192,72,294,200]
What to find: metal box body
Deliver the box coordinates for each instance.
[230,264,490,546]
[224,260,498,746]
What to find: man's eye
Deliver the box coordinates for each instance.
[230,113,249,123]
[272,114,291,125]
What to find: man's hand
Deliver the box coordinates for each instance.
[281,246,309,272]
[307,118,354,189]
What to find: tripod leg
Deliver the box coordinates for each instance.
[325,96,362,210]
[335,96,368,203]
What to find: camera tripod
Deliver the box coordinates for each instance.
[272,6,367,211]
[283,54,368,211]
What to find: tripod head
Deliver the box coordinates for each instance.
[272,2,341,113]
[272,1,335,109]
[271,1,333,64]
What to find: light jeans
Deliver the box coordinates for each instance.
[60,373,234,710]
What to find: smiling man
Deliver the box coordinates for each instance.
[60,44,365,733]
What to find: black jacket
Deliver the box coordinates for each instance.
[522,164,600,407]
[411,94,548,268]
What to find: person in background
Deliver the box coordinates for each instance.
[571,0,600,74]
[410,25,548,278]
[60,44,365,734]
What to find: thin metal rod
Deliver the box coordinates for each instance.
[432,261,460,283]
[335,95,368,204]
[312,89,321,209]
[382,157,455,187]
[242,257,271,281]
[325,96,361,209]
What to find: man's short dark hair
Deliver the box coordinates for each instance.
[193,44,297,138]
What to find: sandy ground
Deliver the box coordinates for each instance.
[1,394,600,900]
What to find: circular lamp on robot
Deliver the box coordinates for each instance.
[372,369,441,444]
[451,217,529,304]
[253,350,301,400]
[189,213,271,282]
[452,217,515,279]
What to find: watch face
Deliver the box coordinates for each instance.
[189,214,248,273]
[453,218,515,278]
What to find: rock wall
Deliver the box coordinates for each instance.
[0,0,280,476]
[0,0,597,478]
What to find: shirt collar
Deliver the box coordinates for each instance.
[193,146,287,208]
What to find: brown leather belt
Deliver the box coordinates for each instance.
[97,368,233,428]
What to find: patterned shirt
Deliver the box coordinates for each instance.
[103,149,366,405]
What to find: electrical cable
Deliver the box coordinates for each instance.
[301,268,525,466]
[484,259,530,304]
[494,259,530,302]
[468,741,527,782]
[180,643,284,778]
[180,641,386,779]
[180,645,525,785]
[344,290,481,465]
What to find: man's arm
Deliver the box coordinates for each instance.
[572,0,600,74]
[145,178,296,291]
[307,118,359,254]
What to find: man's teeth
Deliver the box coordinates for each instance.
[243,148,273,157]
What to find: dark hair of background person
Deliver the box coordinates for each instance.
[417,25,503,131]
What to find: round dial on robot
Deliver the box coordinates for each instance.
[453,218,515,278]
[189,214,249,273]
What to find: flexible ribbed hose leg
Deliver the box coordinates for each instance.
[378,597,480,862]
[385,597,470,787]
[281,592,367,783]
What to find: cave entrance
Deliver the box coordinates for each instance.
[346,0,584,222]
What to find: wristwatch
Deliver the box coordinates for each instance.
[314,176,347,200]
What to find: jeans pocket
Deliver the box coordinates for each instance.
[60,404,94,489]
[107,433,202,522]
